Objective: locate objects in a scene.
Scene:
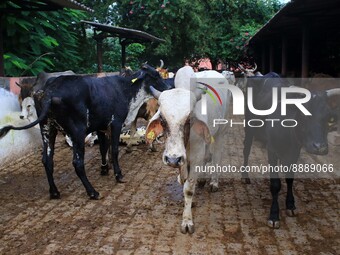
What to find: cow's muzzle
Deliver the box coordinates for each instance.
[306,142,328,155]
[312,142,328,155]
[164,155,184,168]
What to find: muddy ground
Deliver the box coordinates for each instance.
[0,122,339,255]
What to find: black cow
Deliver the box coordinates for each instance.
[242,72,340,228]
[16,70,75,105]
[0,64,170,199]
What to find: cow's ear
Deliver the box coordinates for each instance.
[145,112,163,144]
[131,71,146,84]
[192,119,212,144]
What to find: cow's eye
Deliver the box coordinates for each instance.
[329,116,336,124]
[27,105,31,109]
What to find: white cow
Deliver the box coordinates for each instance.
[146,66,231,234]
[222,70,236,85]
[20,97,37,123]
[19,96,97,147]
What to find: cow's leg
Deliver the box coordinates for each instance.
[282,156,298,217]
[71,133,99,199]
[149,140,157,152]
[126,119,137,153]
[284,162,296,217]
[97,131,109,176]
[285,175,296,217]
[242,125,254,184]
[181,178,196,234]
[110,121,125,183]
[209,138,220,192]
[41,123,59,199]
[268,151,281,228]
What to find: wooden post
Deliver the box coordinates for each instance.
[120,39,126,69]
[0,13,4,77]
[301,24,309,78]
[261,44,266,73]
[281,35,287,76]
[95,37,104,73]
[269,43,274,72]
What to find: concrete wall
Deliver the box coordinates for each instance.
[0,88,41,166]
[0,113,41,167]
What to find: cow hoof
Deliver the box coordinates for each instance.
[181,221,195,234]
[286,209,296,217]
[89,191,100,200]
[267,220,280,229]
[100,165,109,176]
[100,169,109,176]
[177,174,184,185]
[116,174,126,183]
[50,192,61,199]
[125,146,133,153]
[241,178,251,184]
[149,146,157,152]
[209,183,219,192]
[197,179,206,188]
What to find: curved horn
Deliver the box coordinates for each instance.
[15,82,21,88]
[326,88,340,97]
[245,63,257,72]
[252,63,258,71]
[238,64,246,72]
[159,59,164,69]
[150,86,161,99]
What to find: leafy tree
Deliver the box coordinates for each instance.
[2,0,282,76]
[112,0,282,68]
[2,1,86,76]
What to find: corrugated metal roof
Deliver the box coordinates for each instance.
[250,0,340,43]
[0,0,94,12]
[82,21,165,43]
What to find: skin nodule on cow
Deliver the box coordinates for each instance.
[0,64,171,200]
[242,72,340,229]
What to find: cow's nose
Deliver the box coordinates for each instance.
[165,156,184,167]
[313,143,328,154]
[20,115,24,119]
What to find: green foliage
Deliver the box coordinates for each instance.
[2,0,282,76]
[2,2,86,76]
[112,0,282,68]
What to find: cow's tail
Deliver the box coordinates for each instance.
[0,99,51,139]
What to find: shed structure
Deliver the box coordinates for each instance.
[81,21,165,72]
[249,0,340,77]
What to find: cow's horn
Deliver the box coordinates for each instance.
[150,86,161,99]
[253,63,258,71]
[326,88,340,97]
[246,63,257,72]
[15,82,21,88]
[159,59,164,69]
[238,64,245,71]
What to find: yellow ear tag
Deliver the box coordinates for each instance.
[210,136,215,144]
[131,78,138,84]
[147,130,156,141]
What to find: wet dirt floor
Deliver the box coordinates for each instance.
[0,122,339,255]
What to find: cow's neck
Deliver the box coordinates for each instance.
[124,83,153,126]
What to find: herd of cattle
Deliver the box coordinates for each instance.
[0,62,339,234]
